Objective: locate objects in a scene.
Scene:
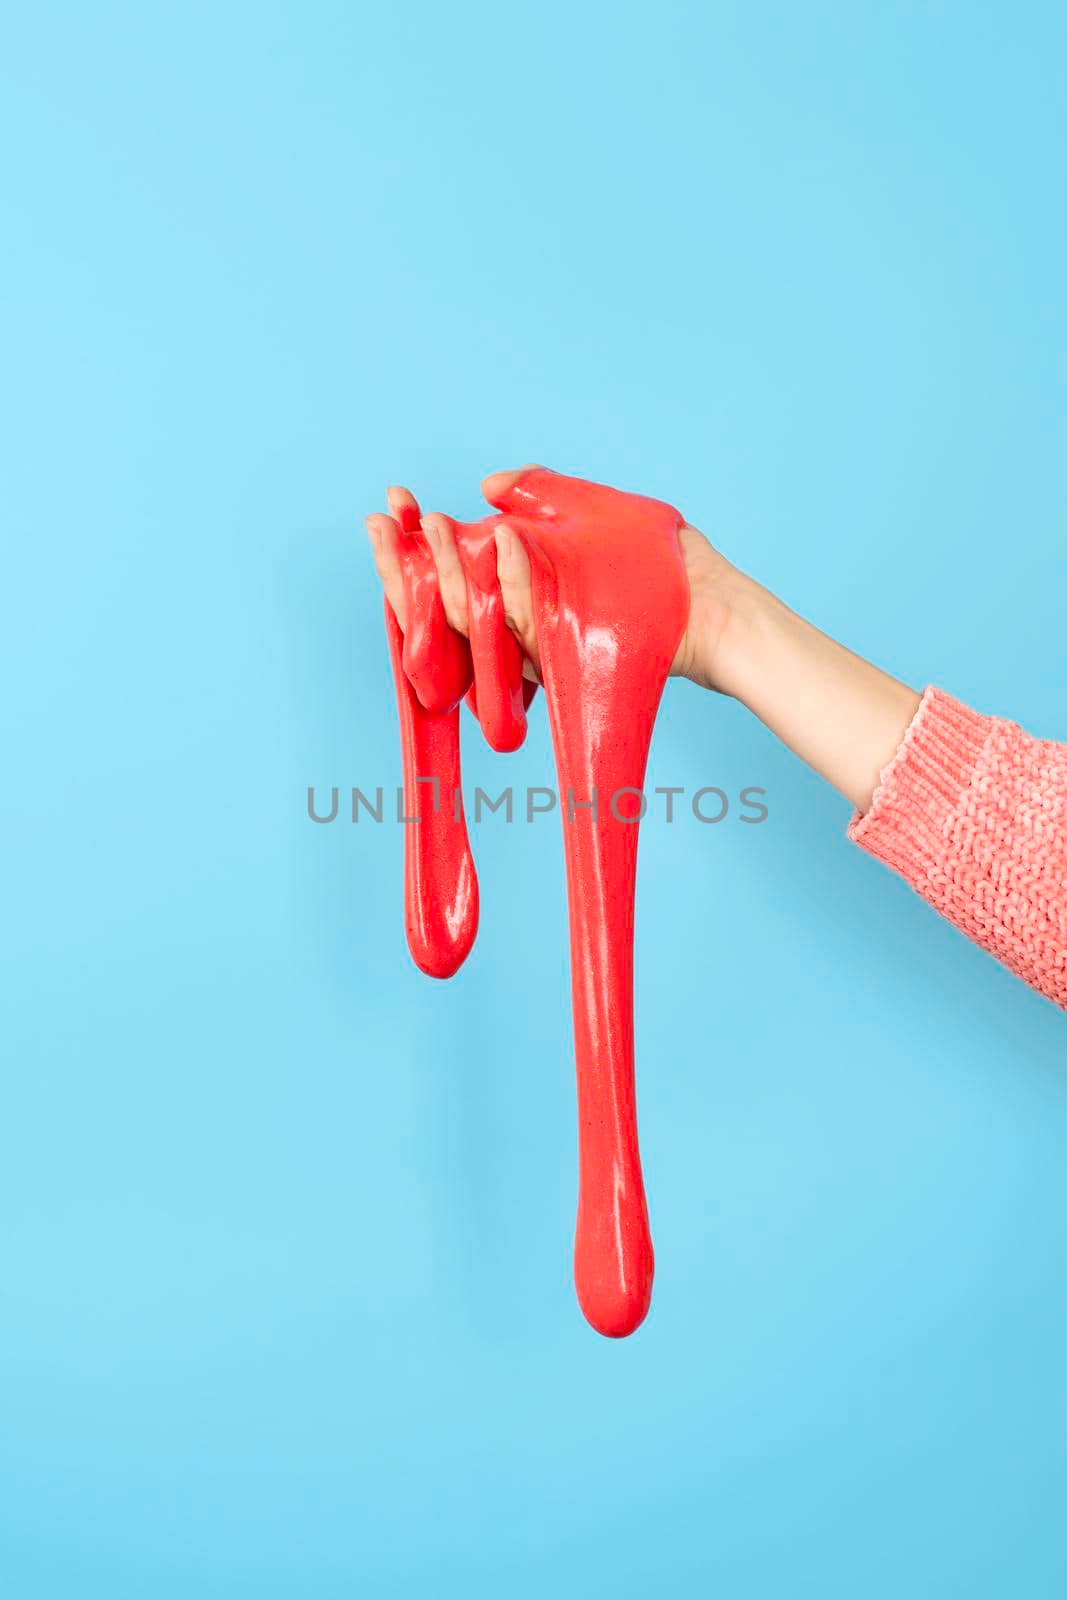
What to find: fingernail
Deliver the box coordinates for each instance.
[365,517,381,547]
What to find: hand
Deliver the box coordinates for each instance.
[364,464,921,810]
[365,466,757,696]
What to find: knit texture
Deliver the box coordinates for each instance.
[849,687,1067,1009]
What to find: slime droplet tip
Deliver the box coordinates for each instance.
[577,1283,653,1340]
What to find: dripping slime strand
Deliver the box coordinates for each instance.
[383,497,478,978]
[382,470,688,1336]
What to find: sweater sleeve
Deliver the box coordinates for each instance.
[848,686,1067,1009]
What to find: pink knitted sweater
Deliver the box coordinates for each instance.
[849,687,1067,1009]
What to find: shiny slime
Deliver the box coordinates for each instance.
[383,470,688,1337]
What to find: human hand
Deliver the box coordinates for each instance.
[365,465,758,697]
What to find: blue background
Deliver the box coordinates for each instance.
[4,2,1067,1594]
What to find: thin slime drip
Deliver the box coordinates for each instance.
[383,470,688,1336]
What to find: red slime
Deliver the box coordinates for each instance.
[383,470,688,1336]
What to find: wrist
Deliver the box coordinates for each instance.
[703,569,786,700]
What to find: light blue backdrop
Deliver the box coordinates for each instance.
[4,2,1066,1594]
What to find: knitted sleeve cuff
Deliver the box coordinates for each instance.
[847,686,995,881]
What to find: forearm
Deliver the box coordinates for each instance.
[709,570,1067,1009]
[715,573,921,812]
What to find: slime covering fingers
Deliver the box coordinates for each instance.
[395,515,472,715]
[451,516,532,753]
[421,513,470,638]
[493,524,541,678]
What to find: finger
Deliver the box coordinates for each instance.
[494,524,540,673]
[421,513,470,636]
[386,484,422,534]
[365,513,406,629]
[481,464,543,513]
